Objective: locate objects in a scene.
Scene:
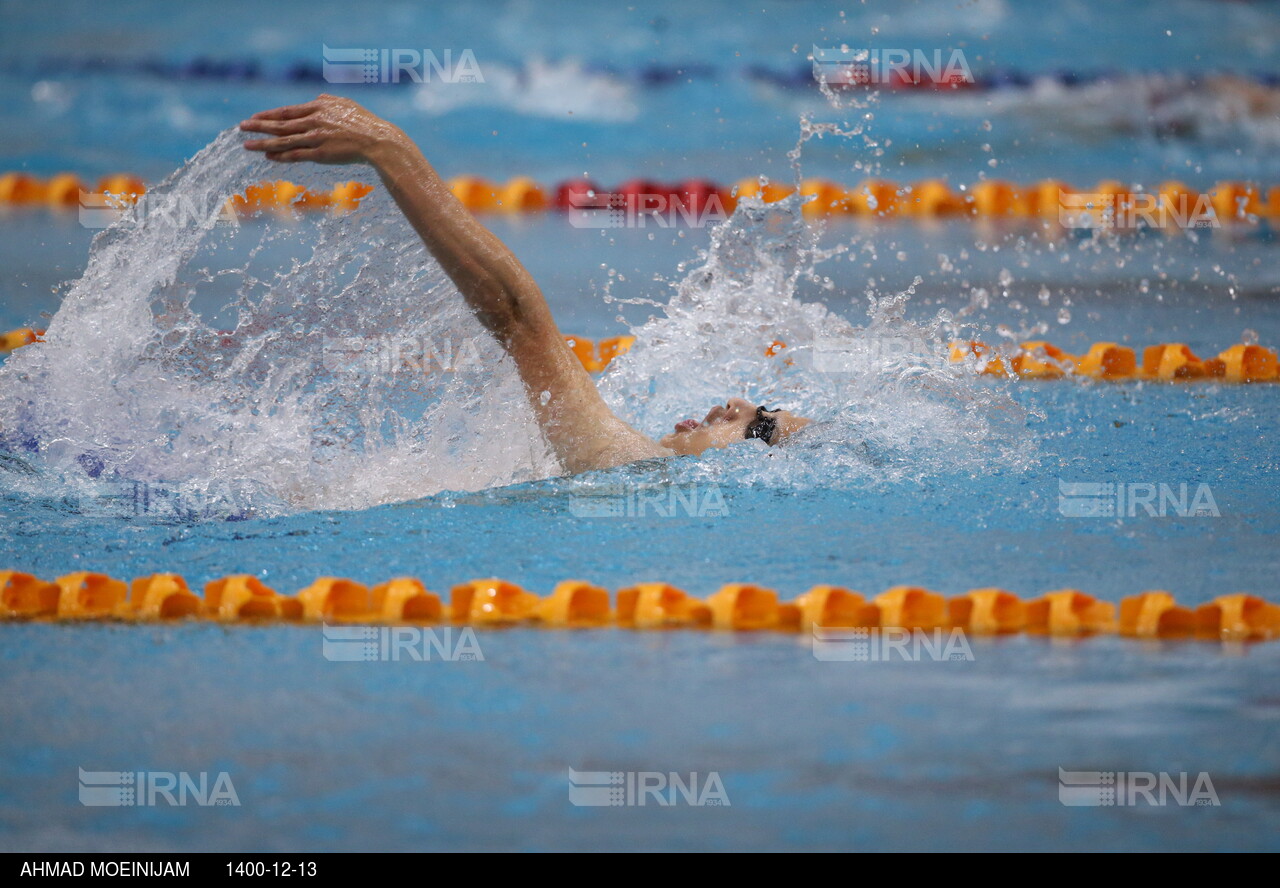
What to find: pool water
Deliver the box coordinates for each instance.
[2,0,1279,852]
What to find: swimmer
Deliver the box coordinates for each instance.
[240,95,809,473]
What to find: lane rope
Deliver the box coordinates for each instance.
[3,173,1278,222]
[2,571,1276,641]
[3,327,1276,382]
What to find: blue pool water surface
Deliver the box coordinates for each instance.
[1,0,1279,852]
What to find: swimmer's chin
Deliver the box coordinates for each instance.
[658,430,697,455]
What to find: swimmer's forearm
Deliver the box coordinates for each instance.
[241,96,551,340]
[367,136,553,339]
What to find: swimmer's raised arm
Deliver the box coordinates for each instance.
[240,95,668,472]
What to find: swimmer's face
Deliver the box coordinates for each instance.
[659,397,811,456]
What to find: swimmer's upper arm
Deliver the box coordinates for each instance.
[368,134,664,472]
[501,284,664,472]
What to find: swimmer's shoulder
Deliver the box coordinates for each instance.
[565,420,674,474]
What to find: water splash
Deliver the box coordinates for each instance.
[0,129,558,516]
[1,116,1034,519]
[599,192,1034,487]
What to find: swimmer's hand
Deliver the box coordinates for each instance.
[239,95,407,165]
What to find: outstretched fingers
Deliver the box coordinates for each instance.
[245,101,321,122]
[239,117,312,136]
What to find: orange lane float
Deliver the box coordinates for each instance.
[793,585,879,631]
[1219,344,1277,383]
[873,586,947,630]
[450,578,540,625]
[534,580,612,627]
[0,327,42,353]
[1142,343,1212,381]
[0,571,61,618]
[563,335,602,373]
[97,174,146,201]
[330,180,374,213]
[904,179,967,216]
[448,176,500,213]
[707,583,800,631]
[732,178,795,205]
[296,577,371,622]
[1075,342,1137,380]
[498,176,548,213]
[44,173,85,208]
[54,572,128,619]
[798,179,850,216]
[125,574,202,620]
[596,335,634,367]
[1119,591,1197,639]
[1028,180,1073,217]
[1195,594,1280,642]
[559,335,636,373]
[968,180,1023,217]
[1011,341,1077,378]
[846,178,899,216]
[1209,181,1263,222]
[615,583,712,629]
[371,577,442,623]
[948,588,1026,634]
[1024,590,1116,636]
[231,180,332,215]
[205,575,301,621]
[0,172,45,204]
[949,340,1008,376]
[2,571,1279,643]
